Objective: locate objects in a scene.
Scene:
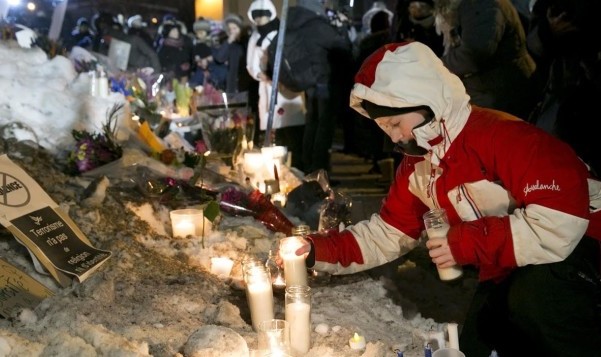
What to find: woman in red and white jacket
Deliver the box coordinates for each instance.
[299,42,601,356]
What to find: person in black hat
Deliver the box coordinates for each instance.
[391,0,443,57]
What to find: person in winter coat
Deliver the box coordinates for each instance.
[92,12,161,73]
[213,13,253,93]
[287,0,352,174]
[526,0,601,178]
[127,14,154,48]
[435,0,537,119]
[391,0,444,57]
[67,17,95,51]
[246,0,306,168]
[285,42,601,356]
[157,23,193,80]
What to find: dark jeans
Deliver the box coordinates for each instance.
[302,84,335,174]
[460,237,601,357]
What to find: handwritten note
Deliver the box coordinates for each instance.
[0,258,53,318]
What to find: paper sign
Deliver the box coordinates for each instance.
[0,154,111,287]
[0,258,53,318]
[108,38,131,71]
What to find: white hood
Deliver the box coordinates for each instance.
[350,42,471,165]
[247,0,277,24]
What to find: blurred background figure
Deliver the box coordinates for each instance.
[127,14,153,48]
[391,0,444,57]
[526,0,601,177]
[92,11,161,73]
[66,16,94,51]
[246,0,306,166]
[212,13,252,94]
[189,17,226,89]
[288,0,352,175]
[156,19,193,81]
[435,0,537,119]
[355,9,396,176]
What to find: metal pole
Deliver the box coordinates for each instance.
[264,0,289,148]
[48,0,69,41]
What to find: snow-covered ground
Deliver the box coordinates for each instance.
[0,39,477,357]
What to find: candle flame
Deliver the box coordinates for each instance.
[352,332,362,341]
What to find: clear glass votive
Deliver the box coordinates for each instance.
[257,319,291,353]
[170,208,204,238]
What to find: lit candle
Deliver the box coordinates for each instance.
[349,332,366,350]
[245,266,275,331]
[210,257,234,278]
[285,301,311,355]
[279,236,308,287]
[243,152,265,175]
[174,220,195,237]
[170,208,205,238]
[273,272,286,289]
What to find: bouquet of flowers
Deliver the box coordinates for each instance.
[218,186,294,235]
[66,104,124,175]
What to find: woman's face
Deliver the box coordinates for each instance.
[253,15,270,26]
[374,111,427,144]
[227,23,241,38]
[168,27,180,39]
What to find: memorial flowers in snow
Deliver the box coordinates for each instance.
[66,104,123,175]
[218,186,294,235]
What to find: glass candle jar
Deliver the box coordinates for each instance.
[285,285,311,356]
[245,265,274,331]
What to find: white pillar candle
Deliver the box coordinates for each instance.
[210,257,234,278]
[245,267,274,331]
[279,236,308,287]
[447,322,460,350]
[285,301,311,355]
[423,209,463,281]
[425,223,463,281]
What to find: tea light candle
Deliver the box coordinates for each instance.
[170,208,204,238]
[349,332,366,350]
[210,257,234,278]
[279,236,308,287]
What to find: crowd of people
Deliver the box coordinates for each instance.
[59,0,601,180]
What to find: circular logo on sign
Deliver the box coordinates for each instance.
[0,174,31,207]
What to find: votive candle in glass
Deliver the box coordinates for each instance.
[285,285,311,356]
[245,265,275,331]
[170,208,205,238]
[210,257,234,278]
[279,236,308,287]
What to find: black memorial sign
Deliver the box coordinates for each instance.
[10,206,110,278]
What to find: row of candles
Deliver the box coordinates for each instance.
[169,205,366,355]
[244,233,312,356]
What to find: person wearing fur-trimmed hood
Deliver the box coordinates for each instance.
[290,42,601,356]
